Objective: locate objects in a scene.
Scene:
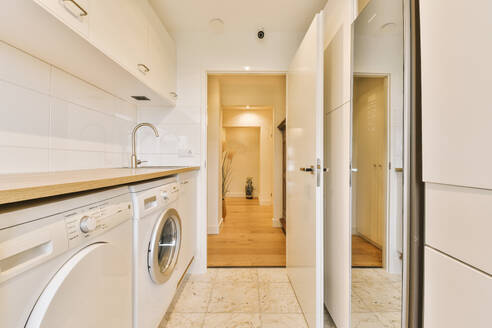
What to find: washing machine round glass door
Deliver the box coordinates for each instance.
[148,208,182,284]
[26,242,132,328]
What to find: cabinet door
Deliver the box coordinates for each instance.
[34,0,89,37]
[178,174,197,268]
[89,0,148,78]
[147,23,177,103]
[424,247,492,328]
[421,0,492,189]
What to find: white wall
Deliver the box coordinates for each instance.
[0,41,136,173]
[223,109,274,205]
[205,77,222,234]
[223,127,260,197]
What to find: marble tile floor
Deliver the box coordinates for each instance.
[351,268,402,328]
[160,268,309,328]
[159,267,401,328]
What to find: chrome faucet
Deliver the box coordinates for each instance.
[131,123,159,168]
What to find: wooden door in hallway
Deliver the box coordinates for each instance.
[207,198,286,267]
[353,76,388,248]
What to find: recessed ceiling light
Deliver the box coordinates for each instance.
[209,18,224,34]
[243,66,251,71]
[246,105,251,109]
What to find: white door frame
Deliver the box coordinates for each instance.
[196,70,286,273]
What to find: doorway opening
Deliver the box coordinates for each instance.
[206,74,287,267]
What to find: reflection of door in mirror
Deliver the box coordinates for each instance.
[351,0,405,326]
[352,76,388,268]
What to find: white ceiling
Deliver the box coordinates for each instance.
[149,0,327,33]
[354,0,403,37]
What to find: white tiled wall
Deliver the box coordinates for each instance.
[136,106,201,166]
[0,41,136,173]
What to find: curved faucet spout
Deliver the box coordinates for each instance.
[131,123,159,168]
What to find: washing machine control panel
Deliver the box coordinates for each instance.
[160,182,179,204]
[79,215,97,233]
[64,197,132,248]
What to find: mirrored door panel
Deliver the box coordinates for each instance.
[351,0,404,327]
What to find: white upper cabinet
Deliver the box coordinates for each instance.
[89,0,177,105]
[147,21,177,103]
[90,0,148,78]
[4,0,176,106]
[34,0,90,37]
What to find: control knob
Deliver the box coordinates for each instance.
[80,215,97,233]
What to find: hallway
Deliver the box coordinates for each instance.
[207,198,286,267]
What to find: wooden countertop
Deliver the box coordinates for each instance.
[0,167,200,205]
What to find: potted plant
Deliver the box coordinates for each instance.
[245,177,254,199]
[221,151,233,219]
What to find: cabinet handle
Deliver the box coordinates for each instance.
[137,64,150,74]
[62,0,88,17]
[170,92,178,99]
[180,181,189,185]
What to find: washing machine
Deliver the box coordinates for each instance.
[129,177,191,328]
[0,186,133,328]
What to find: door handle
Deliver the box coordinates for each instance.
[137,64,150,74]
[351,168,358,172]
[62,0,88,17]
[300,166,315,174]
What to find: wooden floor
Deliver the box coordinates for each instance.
[207,198,286,267]
[352,235,382,268]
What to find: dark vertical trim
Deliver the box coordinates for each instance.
[408,0,425,327]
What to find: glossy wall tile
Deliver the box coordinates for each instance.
[0,40,136,173]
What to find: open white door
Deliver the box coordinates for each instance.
[286,12,324,328]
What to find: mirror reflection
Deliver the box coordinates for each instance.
[351,0,404,326]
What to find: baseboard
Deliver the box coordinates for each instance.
[207,217,223,235]
[272,217,282,228]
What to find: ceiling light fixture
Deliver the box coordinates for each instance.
[243,66,251,71]
[209,18,224,34]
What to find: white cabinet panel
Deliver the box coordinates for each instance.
[323,103,351,328]
[147,23,177,102]
[178,172,198,272]
[426,183,492,274]
[420,0,492,189]
[424,247,492,328]
[35,0,89,37]
[89,0,148,78]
